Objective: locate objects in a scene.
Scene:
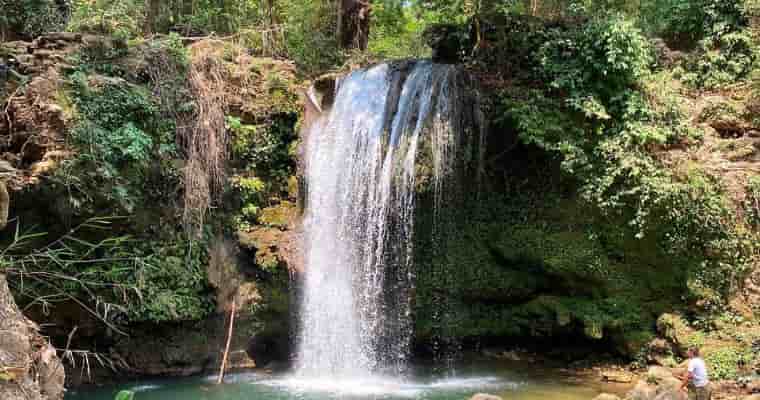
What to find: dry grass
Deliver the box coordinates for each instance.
[181,52,229,234]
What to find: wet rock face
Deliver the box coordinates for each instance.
[0,274,65,400]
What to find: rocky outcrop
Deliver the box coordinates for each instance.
[0,273,65,400]
[469,394,504,400]
[1,33,79,192]
[593,394,622,400]
[594,366,694,400]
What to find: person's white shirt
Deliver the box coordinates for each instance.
[687,357,709,387]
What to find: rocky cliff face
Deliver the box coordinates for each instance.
[0,273,65,400]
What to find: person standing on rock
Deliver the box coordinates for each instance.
[681,346,711,400]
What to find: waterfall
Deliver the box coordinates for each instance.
[296,61,481,380]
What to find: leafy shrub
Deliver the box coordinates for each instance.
[538,16,652,121]
[368,0,429,59]
[228,115,297,183]
[128,236,214,322]
[705,346,753,380]
[230,175,266,230]
[55,72,177,214]
[745,176,760,228]
[281,0,343,75]
[0,0,68,39]
[502,14,751,306]
[657,0,746,47]
[68,0,145,40]
[682,31,756,90]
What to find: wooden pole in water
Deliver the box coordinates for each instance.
[216,297,236,384]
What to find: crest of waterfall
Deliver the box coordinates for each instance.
[296,61,482,379]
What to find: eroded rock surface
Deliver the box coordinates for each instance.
[0,273,65,400]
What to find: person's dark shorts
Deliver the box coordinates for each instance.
[688,384,711,400]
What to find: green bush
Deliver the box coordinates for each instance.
[683,31,756,90]
[745,176,760,228]
[499,13,752,307]
[0,0,68,39]
[705,346,753,380]
[653,0,746,47]
[540,16,652,106]
[228,114,297,183]
[128,236,214,322]
[281,0,343,75]
[50,67,180,218]
[68,0,145,40]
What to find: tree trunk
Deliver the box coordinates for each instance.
[145,0,161,34]
[338,0,371,51]
[216,298,237,384]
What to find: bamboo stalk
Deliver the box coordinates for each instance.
[216,298,236,385]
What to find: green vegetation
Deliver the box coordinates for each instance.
[115,390,135,400]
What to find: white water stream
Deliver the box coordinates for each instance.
[296,61,474,382]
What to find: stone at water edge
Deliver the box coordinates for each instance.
[627,380,657,400]
[651,377,687,400]
[602,369,635,383]
[655,377,682,394]
[468,393,503,400]
[593,394,622,400]
[651,391,686,400]
[647,366,675,383]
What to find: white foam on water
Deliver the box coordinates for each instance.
[204,371,263,383]
[254,374,521,398]
[130,384,161,392]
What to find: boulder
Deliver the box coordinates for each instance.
[654,377,682,395]
[469,394,503,400]
[646,338,676,366]
[593,394,622,400]
[602,369,636,383]
[656,314,694,356]
[652,390,686,400]
[647,366,675,383]
[626,380,657,400]
[0,274,65,400]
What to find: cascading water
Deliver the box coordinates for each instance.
[295,61,482,382]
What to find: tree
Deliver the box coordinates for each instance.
[338,0,371,50]
[144,0,160,34]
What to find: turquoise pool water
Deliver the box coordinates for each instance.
[66,360,630,400]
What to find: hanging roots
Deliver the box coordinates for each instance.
[181,53,229,234]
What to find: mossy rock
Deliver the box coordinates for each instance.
[656,313,695,356]
[237,227,284,272]
[259,201,296,229]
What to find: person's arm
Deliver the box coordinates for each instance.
[680,371,692,391]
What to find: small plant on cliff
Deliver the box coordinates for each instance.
[58,72,172,214]
[230,175,266,231]
[745,176,760,228]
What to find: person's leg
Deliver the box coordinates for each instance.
[695,386,710,400]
